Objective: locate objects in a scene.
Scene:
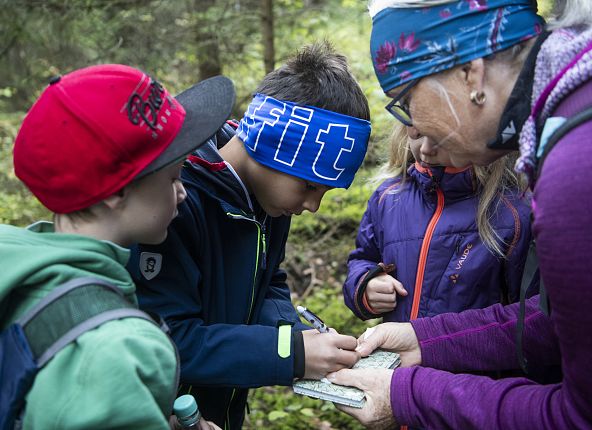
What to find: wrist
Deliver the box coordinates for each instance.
[355,263,396,317]
[401,323,422,366]
[362,290,381,315]
[390,367,414,428]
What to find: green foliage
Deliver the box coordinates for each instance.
[290,174,374,239]
[538,0,554,17]
[246,389,367,430]
[0,113,49,225]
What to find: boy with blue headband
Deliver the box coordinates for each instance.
[128,42,372,430]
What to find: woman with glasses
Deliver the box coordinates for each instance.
[329,0,592,428]
[343,122,532,327]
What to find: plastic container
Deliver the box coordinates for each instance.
[173,394,201,429]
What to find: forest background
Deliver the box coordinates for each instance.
[0,0,552,428]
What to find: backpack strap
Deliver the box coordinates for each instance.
[536,105,592,179]
[516,105,592,373]
[530,101,592,307]
[6,277,181,430]
[17,277,155,367]
[516,241,542,374]
[17,277,123,325]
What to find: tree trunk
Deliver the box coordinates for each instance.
[261,0,274,74]
[194,0,222,79]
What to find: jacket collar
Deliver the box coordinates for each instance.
[409,162,476,202]
[183,125,255,215]
[487,31,551,151]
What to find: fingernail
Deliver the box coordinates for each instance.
[327,374,336,382]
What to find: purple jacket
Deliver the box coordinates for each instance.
[343,163,532,322]
[390,32,592,429]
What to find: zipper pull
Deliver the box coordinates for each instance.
[425,167,439,193]
[260,216,268,270]
[261,229,267,270]
[431,171,440,188]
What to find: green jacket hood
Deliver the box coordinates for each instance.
[0,221,137,318]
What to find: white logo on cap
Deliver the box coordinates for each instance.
[140,252,162,280]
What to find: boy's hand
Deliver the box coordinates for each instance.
[365,274,407,314]
[302,329,360,379]
[201,419,223,430]
[356,323,421,367]
[169,416,222,430]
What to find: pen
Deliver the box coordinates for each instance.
[296,305,329,333]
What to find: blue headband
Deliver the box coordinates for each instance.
[237,94,371,189]
[371,0,544,92]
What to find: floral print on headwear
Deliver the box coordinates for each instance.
[370,0,544,93]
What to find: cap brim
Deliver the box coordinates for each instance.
[138,75,235,178]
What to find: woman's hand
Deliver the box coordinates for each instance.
[328,368,397,430]
[365,275,407,314]
[356,322,422,367]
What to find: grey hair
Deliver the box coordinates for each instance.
[547,0,592,30]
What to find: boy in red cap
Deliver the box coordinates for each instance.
[0,64,234,429]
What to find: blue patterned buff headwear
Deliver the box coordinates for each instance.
[370,0,545,93]
[237,94,371,189]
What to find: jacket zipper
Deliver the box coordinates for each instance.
[410,180,445,320]
[225,389,236,430]
[223,211,267,428]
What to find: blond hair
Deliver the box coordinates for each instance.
[373,123,526,258]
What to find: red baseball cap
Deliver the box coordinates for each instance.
[14,64,235,213]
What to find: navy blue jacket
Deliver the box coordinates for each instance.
[128,125,306,429]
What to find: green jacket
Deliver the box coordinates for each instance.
[0,222,177,429]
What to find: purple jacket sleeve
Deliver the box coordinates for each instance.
[411,296,559,372]
[391,367,563,429]
[390,90,592,429]
[343,189,382,320]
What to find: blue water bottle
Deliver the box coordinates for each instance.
[173,394,202,429]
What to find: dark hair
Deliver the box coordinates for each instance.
[255,41,370,121]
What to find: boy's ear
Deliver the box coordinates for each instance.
[102,187,129,210]
[463,58,486,93]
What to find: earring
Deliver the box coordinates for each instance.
[470,90,486,105]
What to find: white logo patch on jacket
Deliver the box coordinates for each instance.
[140,252,162,280]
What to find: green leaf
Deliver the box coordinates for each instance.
[285,403,303,411]
[300,408,315,417]
[268,410,289,421]
[321,402,336,411]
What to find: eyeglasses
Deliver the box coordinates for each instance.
[385,78,419,127]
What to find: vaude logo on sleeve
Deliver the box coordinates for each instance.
[127,76,174,139]
[140,252,162,280]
